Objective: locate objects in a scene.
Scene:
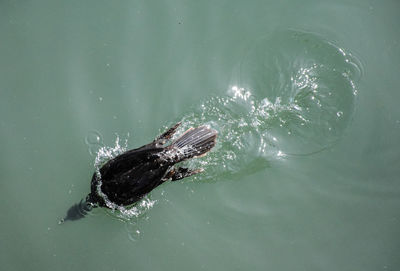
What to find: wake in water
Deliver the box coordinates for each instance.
[174,30,362,181]
[82,30,361,227]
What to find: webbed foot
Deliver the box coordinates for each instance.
[154,122,181,147]
[164,167,204,181]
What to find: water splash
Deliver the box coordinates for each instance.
[86,30,362,223]
[94,135,128,168]
[90,134,157,220]
[238,30,362,154]
[172,30,362,181]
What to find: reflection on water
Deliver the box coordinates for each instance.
[84,30,362,230]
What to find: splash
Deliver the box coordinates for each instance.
[94,135,128,168]
[237,30,362,154]
[88,134,157,220]
[84,30,362,223]
[172,30,362,181]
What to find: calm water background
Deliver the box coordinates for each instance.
[1,0,399,270]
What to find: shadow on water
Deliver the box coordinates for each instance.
[70,30,361,236]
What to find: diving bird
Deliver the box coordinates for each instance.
[61,122,217,222]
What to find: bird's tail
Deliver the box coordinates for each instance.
[59,197,94,223]
[168,125,217,162]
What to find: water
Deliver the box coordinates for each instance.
[1,0,399,270]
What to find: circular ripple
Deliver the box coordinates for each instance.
[239,30,362,155]
[85,130,104,156]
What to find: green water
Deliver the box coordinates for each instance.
[1,0,399,270]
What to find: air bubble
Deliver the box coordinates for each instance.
[85,131,105,156]
[85,131,103,145]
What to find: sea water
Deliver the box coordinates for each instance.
[0,1,399,271]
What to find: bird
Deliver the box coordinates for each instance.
[61,122,217,222]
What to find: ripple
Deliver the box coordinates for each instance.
[238,29,362,155]
[85,130,104,157]
[174,30,362,180]
[88,30,362,221]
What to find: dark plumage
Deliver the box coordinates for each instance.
[61,122,217,222]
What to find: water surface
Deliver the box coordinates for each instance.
[1,1,399,270]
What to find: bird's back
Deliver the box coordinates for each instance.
[90,146,169,206]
